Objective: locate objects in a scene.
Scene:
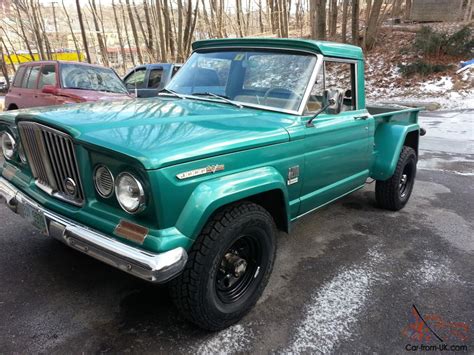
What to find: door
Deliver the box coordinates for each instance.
[36,63,59,107]
[140,68,164,97]
[299,59,372,214]
[17,64,42,108]
[123,67,147,97]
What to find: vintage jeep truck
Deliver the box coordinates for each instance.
[0,38,422,330]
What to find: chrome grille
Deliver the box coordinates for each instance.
[18,122,84,206]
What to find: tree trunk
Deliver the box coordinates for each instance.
[1,35,15,73]
[329,0,337,37]
[162,0,175,59]
[258,0,264,32]
[155,0,167,61]
[342,0,349,42]
[125,0,143,63]
[0,40,11,86]
[176,0,183,60]
[405,0,411,19]
[29,0,46,60]
[13,2,35,60]
[363,0,383,50]
[112,0,127,73]
[351,0,360,45]
[76,0,91,63]
[90,0,109,66]
[62,0,81,61]
[120,0,136,66]
[236,0,244,37]
[143,0,154,56]
[310,0,327,39]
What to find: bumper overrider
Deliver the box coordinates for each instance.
[0,177,187,283]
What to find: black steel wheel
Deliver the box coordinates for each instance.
[170,201,276,331]
[376,146,417,211]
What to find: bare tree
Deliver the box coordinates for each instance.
[112,0,127,72]
[363,0,383,50]
[352,0,360,45]
[76,0,91,63]
[329,0,337,37]
[310,0,327,40]
[155,0,167,61]
[90,0,109,66]
[120,0,136,66]
[125,0,144,63]
[61,0,81,61]
[341,0,349,42]
[0,40,11,86]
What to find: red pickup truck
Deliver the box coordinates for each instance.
[4,61,132,110]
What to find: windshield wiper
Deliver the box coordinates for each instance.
[158,88,185,99]
[191,92,243,108]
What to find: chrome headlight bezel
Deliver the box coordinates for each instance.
[94,164,115,198]
[115,172,146,214]
[1,132,17,160]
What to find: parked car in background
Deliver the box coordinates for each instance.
[5,61,132,110]
[123,63,181,97]
[0,78,8,93]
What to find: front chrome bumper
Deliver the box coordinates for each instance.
[0,177,187,283]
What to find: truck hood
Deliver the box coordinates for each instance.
[9,98,294,169]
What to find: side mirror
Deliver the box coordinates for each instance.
[324,89,344,115]
[42,85,58,95]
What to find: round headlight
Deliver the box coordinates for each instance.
[94,165,114,198]
[115,172,146,214]
[1,132,16,160]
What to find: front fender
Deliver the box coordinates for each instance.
[175,166,289,240]
[370,123,419,181]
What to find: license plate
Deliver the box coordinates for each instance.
[17,197,48,236]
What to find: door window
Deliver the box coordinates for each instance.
[124,69,146,89]
[26,66,41,89]
[148,69,163,88]
[13,66,26,87]
[38,65,57,88]
[21,67,32,88]
[307,60,356,113]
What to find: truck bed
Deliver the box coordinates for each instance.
[367,105,421,127]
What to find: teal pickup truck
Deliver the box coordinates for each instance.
[0,38,423,330]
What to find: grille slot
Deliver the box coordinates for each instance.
[18,122,84,206]
[94,165,114,198]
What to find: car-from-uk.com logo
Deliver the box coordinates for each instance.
[403,305,470,352]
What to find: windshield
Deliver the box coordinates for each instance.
[60,63,128,94]
[166,50,317,112]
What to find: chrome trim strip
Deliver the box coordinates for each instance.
[298,54,324,115]
[0,177,187,283]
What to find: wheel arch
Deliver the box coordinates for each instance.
[7,104,18,111]
[175,166,290,240]
[370,123,419,181]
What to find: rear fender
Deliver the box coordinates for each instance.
[175,166,289,240]
[370,123,419,181]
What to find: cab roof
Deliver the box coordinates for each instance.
[192,38,364,60]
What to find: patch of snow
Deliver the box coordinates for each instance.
[195,324,253,354]
[287,249,386,354]
[421,76,453,93]
[410,259,464,286]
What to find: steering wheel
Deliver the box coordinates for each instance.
[263,87,301,106]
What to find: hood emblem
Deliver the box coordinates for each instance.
[176,164,225,180]
[64,177,77,196]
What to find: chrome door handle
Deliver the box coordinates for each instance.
[354,115,369,120]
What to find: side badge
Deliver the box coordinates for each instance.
[287,165,300,185]
[177,164,225,180]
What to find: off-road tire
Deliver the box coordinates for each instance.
[170,201,276,331]
[376,146,417,211]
